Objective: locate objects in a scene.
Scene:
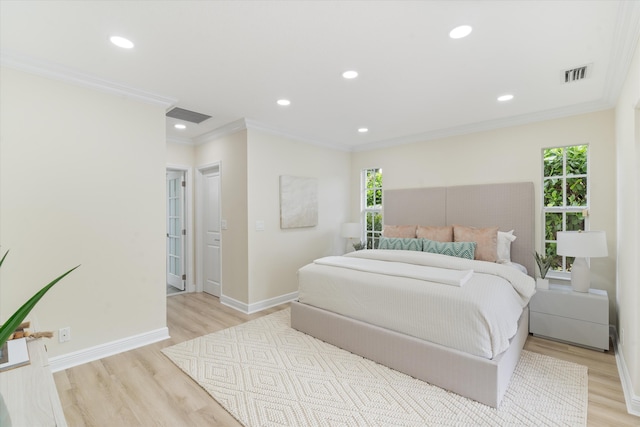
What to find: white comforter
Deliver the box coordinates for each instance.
[297,249,536,359]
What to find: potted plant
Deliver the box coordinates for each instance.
[0,250,79,361]
[352,241,366,251]
[534,251,552,289]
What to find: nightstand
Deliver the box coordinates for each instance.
[529,283,609,351]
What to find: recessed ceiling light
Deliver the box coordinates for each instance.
[110,36,134,49]
[343,70,358,79]
[358,128,369,133]
[497,94,514,102]
[277,99,291,106]
[174,124,186,130]
[449,25,472,39]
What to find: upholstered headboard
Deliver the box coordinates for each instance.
[383,182,535,277]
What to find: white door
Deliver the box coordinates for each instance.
[202,168,221,296]
[167,171,185,291]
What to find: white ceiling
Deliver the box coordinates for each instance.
[1,1,639,151]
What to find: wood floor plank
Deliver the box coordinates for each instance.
[53,293,639,426]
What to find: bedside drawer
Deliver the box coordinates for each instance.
[530,286,608,324]
[530,311,609,350]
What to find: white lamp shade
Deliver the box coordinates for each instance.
[341,222,361,239]
[556,231,608,258]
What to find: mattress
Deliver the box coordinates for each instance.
[297,249,536,359]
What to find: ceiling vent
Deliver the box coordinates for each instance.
[562,64,591,84]
[166,107,211,124]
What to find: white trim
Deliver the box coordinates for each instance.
[167,136,195,146]
[352,101,612,152]
[220,291,299,315]
[611,326,640,416]
[48,327,169,373]
[244,119,350,152]
[179,96,615,154]
[603,1,640,105]
[1,49,176,109]
[193,117,350,152]
[166,164,195,292]
[194,118,248,145]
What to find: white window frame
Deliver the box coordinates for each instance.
[361,168,383,249]
[542,144,590,279]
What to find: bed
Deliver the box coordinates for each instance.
[291,182,536,408]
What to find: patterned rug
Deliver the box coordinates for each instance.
[162,309,588,426]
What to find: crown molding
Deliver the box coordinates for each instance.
[353,99,613,152]
[603,1,640,106]
[166,136,195,146]
[0,49,177,108]
[193,118,249,145]
[192,96,613,153]
[193,117,350,151]
[243,119,351,152]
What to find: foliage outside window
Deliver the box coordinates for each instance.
[542,145,588,274]
[362,168,383,249]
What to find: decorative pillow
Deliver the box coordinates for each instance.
[378,237,423,251]
[382,225,417,238]
[416,225,453,242]
[422,239,476,260]
[453,225,499,262]
[497,230,517,262]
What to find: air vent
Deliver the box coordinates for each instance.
[562,64,591,84]
[166,107,211,124]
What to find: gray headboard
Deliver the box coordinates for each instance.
[383,182,535,277]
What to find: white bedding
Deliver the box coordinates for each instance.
[297,249,536,359]
[314,256,474,287]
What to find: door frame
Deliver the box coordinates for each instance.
[166,164,194,293]
[196,161,222,294]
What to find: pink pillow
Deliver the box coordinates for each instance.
[383,225,417,238]
[416,225,453,242]
[453,225,499,262]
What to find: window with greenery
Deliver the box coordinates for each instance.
[542,145,588,274]
[362,168,383,249]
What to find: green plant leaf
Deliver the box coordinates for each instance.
[0,251,79,348]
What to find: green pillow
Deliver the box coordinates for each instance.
[421,239,476,260]
[378,237,423,251]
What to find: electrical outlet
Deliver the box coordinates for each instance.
[59,327,71,343]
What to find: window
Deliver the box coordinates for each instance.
[542,145,588,274]
[362,168,383,249]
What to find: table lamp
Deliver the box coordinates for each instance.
[556,231,608,292]
[341,222,361,252]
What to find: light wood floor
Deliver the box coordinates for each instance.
[54,293,639,426]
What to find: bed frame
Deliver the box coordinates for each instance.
[291,182,535,408]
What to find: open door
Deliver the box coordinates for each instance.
[167,170,185,291]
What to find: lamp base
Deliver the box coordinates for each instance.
[570,257,590,292]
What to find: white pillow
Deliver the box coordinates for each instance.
[497,230,516,262]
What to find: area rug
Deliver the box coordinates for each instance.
[162,309,588,426]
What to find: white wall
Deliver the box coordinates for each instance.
[0,67,167,358]
[246,130,351,306]
[351,110,617,323]
[615,38,640,403]
[167,140,195,167]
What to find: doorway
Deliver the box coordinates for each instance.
[197,164,221,297]
[166,165,193,296]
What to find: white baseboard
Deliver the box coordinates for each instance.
[221,291,298,315]
[610,326,640,416]
[49,327,170,373]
